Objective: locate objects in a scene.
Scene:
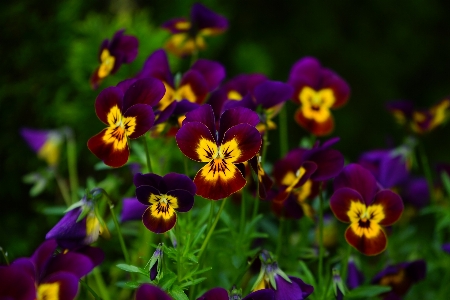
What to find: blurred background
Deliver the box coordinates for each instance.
[1,0,450,259]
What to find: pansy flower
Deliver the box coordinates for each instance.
[330,163,404,255]
[46,195,109,249]
[0,239,103,300]
[135,283,172,300]
[120,197,148,223]
[176,104,262,200]
[272,137,344,203]
[288,57,350,136]
[198,286,276,300]
[90,29,139,89]
[347,257,365,290]
[21,127,64,167]
[134,172,196,233]
[88,78,165,168]
[371,260,426,299]
[387,99,450,134]
[162,3,228,57]
[137,49,225,133]
[251,250,314,300]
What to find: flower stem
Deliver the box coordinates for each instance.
[80,279,101,300]
[341,244,352,284]
[55,173,71,206]
[275,217,285,259]
[93,267,111,300]
[142,135,153,173]
[0,247,9,265]
[279,104,288,157]
[318,183,325,288]
[240,189,246,236]
[418,141,435,202]
[65,128,79,204]
[198,198,227,260]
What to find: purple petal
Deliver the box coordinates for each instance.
[274,275,314,300]
[20,128,50,153]
[253,80,293,109]
[116,34,139,63]
[121,197,148,222]
[163,173,197,195]
[191,3,228,31]
[40,272,79,300]
[218,107,260,143]
[0,265,36,300]
[223,94,256,111]
[333,164,379,206]
[136,185,161,205]
[401,177,429,208]
[182,104,217,139]
[191,59,226,91]
[133,173,165,190]
[74,246,104,269]
[243,289,276,300]
[116,78,138,93]
[136,284,172,300]
[30,239,58,277]
[138,49,173,84]
[154,100,177,125]
[123,78,166,111]
[167,189,194,213]
[442,243,450,253]
[95,86,124,125]
[45,252,95,278]
[347,259,364,289]
[197,287,229,300]
[308,148,344,181]
[173,99,201,116]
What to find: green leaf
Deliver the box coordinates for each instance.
[231,254,244,269]
[41,206,67,215]
[185,253,198,264]
[179,277,207,289]
[169,285,189,300]
[192,224,207,246]
[441,171,450,197]
[346,285,391,298]
[298,260,316,288]
[116,264,148,276]
[159,271,177,290]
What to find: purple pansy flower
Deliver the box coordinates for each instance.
[21,128,64,167]
[135,283,172,300]
[330,164,404,256]
[90,29,139,89]
[162,3,228,57]
[134,172,196,233]
[346,257,364,290]
[371,260,426,299]
[198,286,275,300]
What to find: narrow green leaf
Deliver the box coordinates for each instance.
[441,171,450,197]
[116,264,148,276]
[346,285,391,298]
[169,285,189,300]
[179,277,207,288]
[41,206,67,215]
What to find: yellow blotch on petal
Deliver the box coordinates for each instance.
[347,201,385,238]
[149,194,178,220]
[199,158,236,182]
[103,106,137,150]
[219,138,241,163]
[228,90,243,101]
[196,138,218,162]
[174,21,191,31]
[98,49,116,78]
[175,84,197,103]
[158,82,176,111]
[379,269,406,286]
[37,282,59,300]
[281,167,306,194]
[38,137,61,167]
[299,87,335,122]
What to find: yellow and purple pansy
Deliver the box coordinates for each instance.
[387,99,450,134]
[20,127,64,167]
[0,239,103,300]
[90,29,139,89]
[87,78,165,168]
[162,3,228,57]
[330,163,404,256]
[288,57,350,136]
[176,104,262,200]
[134,172,196,234]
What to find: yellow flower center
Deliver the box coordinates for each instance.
[299,87,335,122]
[98,49,116,78]
[347,201,385,238]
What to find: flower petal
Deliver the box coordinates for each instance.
[0,265,36,300]
[242,289,276,300]
[191,59,225,91]
[308,148,344,181]
[138,49,174,86]
[372,190,403,226]
[294,107,334,136]
[176,121,218,162]
[321,70,350,108]
[345,224,387,256]
[45,252,94,278]
[87,128,129,168]
[123,104,155,139]
[194,160,246,200]
[123,78,166,111]
[134,173,164,189]
[191,3,228,32]
[136,185,161,205]
[218,107,260,143]
[142,205,177,234]
[136,284,172,300]
[167,189,194,213]
[179,70,209,104]
[253,80,293,109]
[197,287,229,300]
[182,104,216,136]
[330,187,365,223]
[220,123,261,163]
[333,164,378,206]
[95,87,124,125]
[39,272,79,300]
[120,197,148,222]
[163,173,197,195]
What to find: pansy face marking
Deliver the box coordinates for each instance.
[98,49,116,78]
[102,105,137,151]
[37,282,60,300]
[149,194,179,220]
[347,201,385,238]
[300,87,335,122]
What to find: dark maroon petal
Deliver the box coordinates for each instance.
[123,78,166,111]
[142,206,177,234]
[138,49,173,85]
[330,187,364,223]
[40,272,79,300]
[136,284,172,300]
[191,3,228,32]
[116,34,139,63]
[288,57,321,86]
[207,88,228,120]
[308,148,344,181]
[333,164,378,206]
[218,107,260,143]
[191,59,226,91]
[173,100,201,117]
[121,197,148,222]
[136,185,161,205]
[272,148,306,185]
[133,173,165,190]
[253,80,293,109]
[163,173,197,195]
[321,69,350,108]
[95,86,124,125]
[30,239,58,272]
[87,128,130,168]
[154,100,177,125]
[243,289,276,300]
[372,190,403,226]
[123,104,155,139]
[45,252,94,278]
[176,121,217,162]
[223,93,256,112]
[116,78,138,93]
[0,265,36,300]
[197,287,229,300]
[345,225,387,256]
[90,67,102,89]
[179,70,209,104]
[182,104,217,137]
[294,108,335,136]
[167,189,194,213]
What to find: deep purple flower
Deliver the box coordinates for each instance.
[371,260,426,299]
[252,250,314,300]
[198,286,276,300]
[162,3,228,57]
[90,29,139,89]
[46,196,108,249]
[272,137,344,203]
[21,128,64,167]
[135,283,172,300]
[134,172,196,233]
[330,164,404,256]
[0,239,103,300]
[120,197,148,222]
[288,57,350,136]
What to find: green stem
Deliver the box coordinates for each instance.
[142,135,153,173]
[207,200,215,230]
[261,129,269,166]
[0,247,9,265]
[279,104,288,157]
[80,279,102,300]
[198,198,227,260]
[183,155,190,177]
[175,224,182,282]
[341,244,352,285]
[240,189,246,236]
[66,128,79,204]
[275,218,285,259]
[418,141,435,202]
[55,173,71,206]
[318,183,325,288]
[93,267,110,300]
